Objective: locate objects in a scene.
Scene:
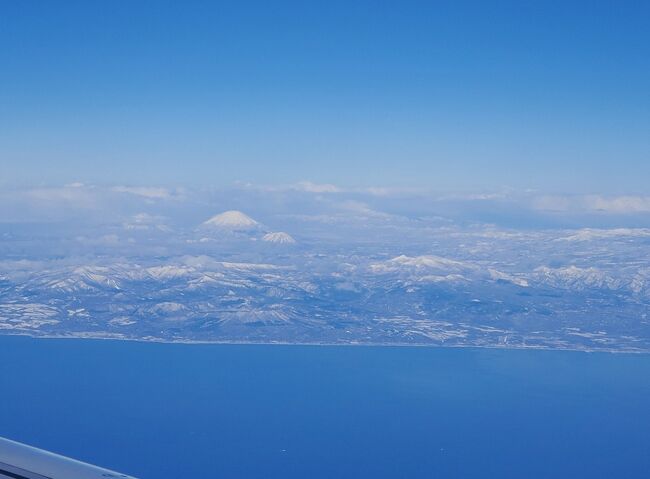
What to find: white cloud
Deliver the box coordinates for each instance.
[582,195,650,214]
[356,186,427,197]
[25,185,99,208]
[437,192,510,201]
[559,228,650,241]
[293,181,342,193]
[111,186,174,199]
[122,213,171,231]
[337,200,392,218]
[532,195,650,214]
[531,195,574,212]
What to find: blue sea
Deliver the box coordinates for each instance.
[1,336,649,478]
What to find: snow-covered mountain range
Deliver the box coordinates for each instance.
[1,187,650,352]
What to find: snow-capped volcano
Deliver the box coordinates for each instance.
[202,210,259,230]
[262,232,296,244]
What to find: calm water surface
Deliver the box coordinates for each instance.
[1,336,649,478]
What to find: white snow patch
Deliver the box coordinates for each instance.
[202,210,259,229]
[262,232,296,244]
[534,266,621,290]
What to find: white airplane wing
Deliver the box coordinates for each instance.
[0,436,137,479]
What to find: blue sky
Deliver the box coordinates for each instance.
[1,1,648,192]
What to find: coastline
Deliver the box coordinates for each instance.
[1,330,648,355]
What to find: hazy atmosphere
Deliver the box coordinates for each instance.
[2,2,650,478]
